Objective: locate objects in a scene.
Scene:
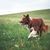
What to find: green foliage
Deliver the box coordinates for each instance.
[0,9,50,50]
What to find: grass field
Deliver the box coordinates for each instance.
[0,9,50,50]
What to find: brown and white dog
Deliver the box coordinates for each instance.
[20,14,48,38]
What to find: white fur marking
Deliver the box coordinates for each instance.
[28,27,38,39]
[29,17,32,20]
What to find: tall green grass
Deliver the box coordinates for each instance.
[0,9,50,50]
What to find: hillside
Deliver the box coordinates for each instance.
[0,9,50,19]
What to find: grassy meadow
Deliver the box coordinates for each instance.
[0,9,50,50]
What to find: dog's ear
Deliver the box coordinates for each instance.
[26,14,29,18]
